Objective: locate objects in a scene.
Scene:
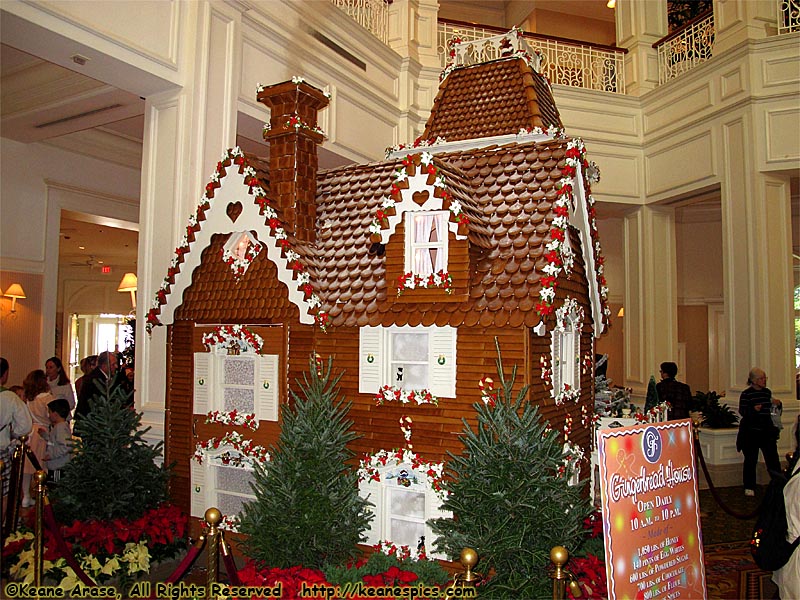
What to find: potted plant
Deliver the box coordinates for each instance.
[695,391,739,429]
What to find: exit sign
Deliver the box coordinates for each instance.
[101,266,112,274]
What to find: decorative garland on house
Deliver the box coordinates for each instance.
[374,386,439,407]
[396,271,453,296]
[145,147,329,334]
[369,152,469,244]
[440,27,543,83]
[373,539,428,562]
[385,135,448,158]
[537,137,610,325]
[205,409,259,431]
[357,448,446,500]
[202,325,265,354]
[193,431,270,467]
[262,113,325,136]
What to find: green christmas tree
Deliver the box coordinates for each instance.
[429,342,591,598]
[644,374,660,413]
[52,383,170,523]
[238,355,371,569]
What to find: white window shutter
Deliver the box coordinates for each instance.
[429,326,456,398]
[190,460,207,519]
[551,332,562,395]
[573,330,581,391]
[194,352,212,413]
[256,354,279,422]
[424,488,451,560]
[359,327,383,394]
[359,479,384,545]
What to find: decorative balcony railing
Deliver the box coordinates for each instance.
[778,0,800,34]
[654,9,715,85]
[330,0,389,43]
[438,19,626,94]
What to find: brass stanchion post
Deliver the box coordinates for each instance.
[549,546,582,600]
[445,548,482,599]
[204,507,221,591]
[5,435,29,537]
[33,470,47,589]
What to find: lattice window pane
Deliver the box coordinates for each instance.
[217,465,255,495]
[224,357,255,386]
[217,492,251,517]
[224,387,255,413]
[389,519,426,549]
[392,332,427,361]
[390,488,426,519]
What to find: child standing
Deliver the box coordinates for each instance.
[43,398,72,483]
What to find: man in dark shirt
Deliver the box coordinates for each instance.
[656,362,692,420]
[737,367,782,496]
[75,351,128,417]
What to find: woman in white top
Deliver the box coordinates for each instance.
[45,356,75,412]
[773,422,800,598]
[22,369,55,507]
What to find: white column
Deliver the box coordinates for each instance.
[388,0,441,142]
[615,0,668,96]
[137,1,243,442]
[623,206,679,394]
[712,0,778,54]
[720,115,794,400]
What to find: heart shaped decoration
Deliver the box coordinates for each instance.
[412,190,430,206]
[226,201,243,222]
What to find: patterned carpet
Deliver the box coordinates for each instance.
[700,486,778,599]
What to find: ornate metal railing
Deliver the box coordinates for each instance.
[654,9,715,84]
[438,19,626,94]
[778,0,800,34]
[330,0,389,43]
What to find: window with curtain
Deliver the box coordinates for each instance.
[405,211,448,276]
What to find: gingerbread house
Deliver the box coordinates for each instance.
[148,31,609,551]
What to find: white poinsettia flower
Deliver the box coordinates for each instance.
[395,169,408,183]
[420,151,434,165]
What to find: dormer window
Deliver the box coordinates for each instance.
[221,231,262,281]
[405,212,448,276]
[551,298,584,405]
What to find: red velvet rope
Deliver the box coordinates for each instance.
[220,534,241,587]
[695,433,759,520]
[42,501,97,587]
[163,537,205,584]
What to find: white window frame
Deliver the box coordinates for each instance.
[194,350,278,421]
[359,462,450,559]
[191,446,258,523]
[358,325,457,398]
[551,312,581,398]
[404,211,449,276]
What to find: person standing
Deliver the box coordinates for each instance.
[21,369,54,507]
[42,398,72,483]
[656,362,692,420]
[772,457,800,597]
[75,351,125,417]
[0,358,33,499]
[45,356,76,412]
[737,367,782,496]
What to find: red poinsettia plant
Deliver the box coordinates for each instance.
[567,510,608,600]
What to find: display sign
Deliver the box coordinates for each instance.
[597,419,706,600]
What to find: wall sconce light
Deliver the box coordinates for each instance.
[3,283,26,313]
[617,306,624,318]
[117,272,138,308]
[606,0,616,8]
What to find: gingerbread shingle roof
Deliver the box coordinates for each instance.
[314,138,577,329]
[421,57,562,142]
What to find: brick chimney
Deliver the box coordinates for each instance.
[257,80,329,244]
